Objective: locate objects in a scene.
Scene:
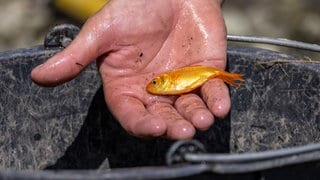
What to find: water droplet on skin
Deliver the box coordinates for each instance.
[217,105,223,110]
[181,127,189,132]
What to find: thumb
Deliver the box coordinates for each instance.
[31,11,114,87]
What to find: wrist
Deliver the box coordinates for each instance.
[212,0,225,6]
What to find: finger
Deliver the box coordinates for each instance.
[148,103,195,140]
[109,95,167,137]
[31,10,114,87]
[174,94,214,131]
[201,79,231,119]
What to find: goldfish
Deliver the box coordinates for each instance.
[146,65,244,95]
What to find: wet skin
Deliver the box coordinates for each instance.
[31,0,228,140]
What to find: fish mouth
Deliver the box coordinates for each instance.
[146,83,157,95]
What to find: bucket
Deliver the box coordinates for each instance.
[0,24,319,179]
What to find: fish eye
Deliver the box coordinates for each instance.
[152,80,157,85]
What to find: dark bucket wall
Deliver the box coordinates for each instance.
[0,43,319,170]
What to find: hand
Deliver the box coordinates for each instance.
[31,0,228,140]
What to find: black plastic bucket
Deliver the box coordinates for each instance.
[0,24,319,179]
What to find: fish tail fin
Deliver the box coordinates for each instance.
[215,71,245,88]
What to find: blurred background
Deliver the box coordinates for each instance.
[0,0,319,57]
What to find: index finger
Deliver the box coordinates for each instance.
[107,95,167,138]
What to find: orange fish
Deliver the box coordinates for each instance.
[146,65,244,95]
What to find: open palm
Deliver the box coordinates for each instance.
[31,0,229,139]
